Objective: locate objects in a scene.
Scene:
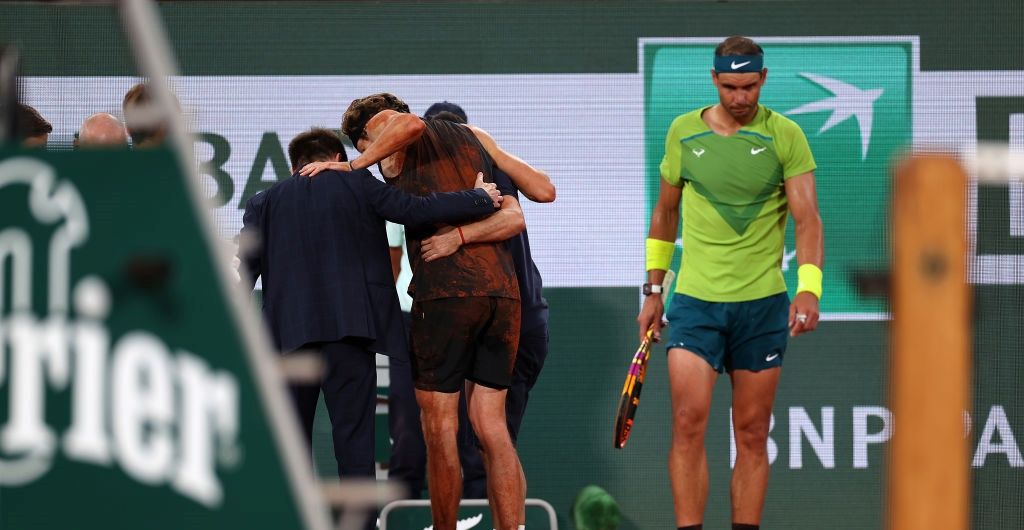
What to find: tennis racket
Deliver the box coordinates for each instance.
[614,269,674,449]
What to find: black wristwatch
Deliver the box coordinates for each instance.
[642,283,664,296]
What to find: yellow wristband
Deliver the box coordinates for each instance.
[645,238,676,271]
[796,264,823,300]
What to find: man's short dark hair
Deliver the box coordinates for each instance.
[427,110,467,124]
[715,36,764,57]
[423,101,467,123]
[15,103,52,139]
[288,127,347,170]
[341,93,410,147]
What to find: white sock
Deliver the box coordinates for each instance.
[518,526,525,530]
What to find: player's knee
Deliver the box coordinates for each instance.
[672,404,711,441]
[733,417,771,451]
[467,399,500,429]
[421,410,458,440]
[469,415,509,450]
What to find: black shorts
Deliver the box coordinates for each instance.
[409,296,521,393]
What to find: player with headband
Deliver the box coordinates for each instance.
[637,35,824,530]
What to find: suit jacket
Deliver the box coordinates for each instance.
[240,168,495,355]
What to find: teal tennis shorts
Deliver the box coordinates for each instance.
[665,292,789,373]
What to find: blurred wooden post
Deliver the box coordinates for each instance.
[888,154,971,530]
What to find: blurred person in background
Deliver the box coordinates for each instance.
[15,103,51,148]
[77,112,128,147]
[123,81,178,148]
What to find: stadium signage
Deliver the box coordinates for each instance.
[643,37,916,316]
[0,157,241,507]
[196,131,291,209]
[731,405,1022,470]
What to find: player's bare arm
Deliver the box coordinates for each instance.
[637,177,683,343]
[785,170,824,336]
[420,194,525,263]
[470,125,555,203]
[351,109,425,170]
[299,110,425,176]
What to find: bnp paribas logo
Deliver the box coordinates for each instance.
[641,37,916,317]
[0,157,241,507]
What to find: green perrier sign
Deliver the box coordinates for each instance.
[0,149,329,529]
[644,37,914,317]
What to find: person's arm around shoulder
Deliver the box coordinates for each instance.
[469,125,555,203]
[300,110,426,177]
[420,194,526,262]
[785,171,823,336]
[359,169,502,226]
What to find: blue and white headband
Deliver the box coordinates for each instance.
[713,55,764,73]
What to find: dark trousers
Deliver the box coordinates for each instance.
[288,339,377,479]
[387,313,428,497]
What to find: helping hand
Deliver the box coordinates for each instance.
[298,161,352,177]
[474,172,503,208]
[421,226,460,263]
[419,226,460,263]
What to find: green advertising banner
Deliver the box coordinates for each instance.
[0,149,329,529]
[644,37,914,317]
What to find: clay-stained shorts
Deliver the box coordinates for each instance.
[409,296,521,393]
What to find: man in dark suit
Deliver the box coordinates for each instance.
[237,128,502,486]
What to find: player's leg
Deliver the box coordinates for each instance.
[725,292,789,526]
[457,392,488,498]
[415,388,462,530]
[466,382,522,530]
[410,298,490,530]
[466,297,523,530]
[446,321,542,514]
[667,348,719,527]
[664,294,727,527]
[728,368,780,525]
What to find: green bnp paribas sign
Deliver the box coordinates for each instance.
[643,37,914,317]
[0,149,329,529]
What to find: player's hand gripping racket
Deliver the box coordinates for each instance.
[614,270,675,449]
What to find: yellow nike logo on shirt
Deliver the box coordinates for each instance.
[751,147,767,155]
